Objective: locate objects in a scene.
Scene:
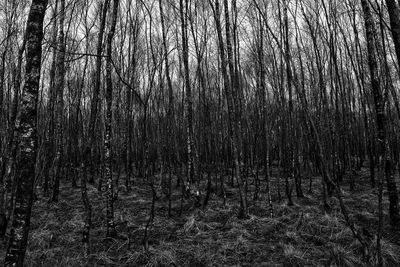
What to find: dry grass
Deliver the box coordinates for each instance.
[0,168,399,266]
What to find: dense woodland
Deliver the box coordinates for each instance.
[1,0,400,266]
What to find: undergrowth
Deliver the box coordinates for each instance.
[0,168,399,266]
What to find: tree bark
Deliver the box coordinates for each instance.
[4,0,48,265]
[210,0,248,218]
[180,0,195,189]
[0,36,26,238]
[159,0,175,215]
[88,0,110,184]
[386,0,400,69]
[51,0,66,203]
[105,0,119,238]
[361,0,400,226]
[43,0,59,198]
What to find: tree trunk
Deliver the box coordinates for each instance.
[42,0,59,198]
[104,0,119,238]
[180,0,195,189]
[88,0,110,184]
[0,37,26,238]
[51,0,66,203]
[4,0,48,265]
[386,0,400,69]
[211,0,248,218]
[361,0,400,227]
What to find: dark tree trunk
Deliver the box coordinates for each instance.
[104,0,119,238]
[159,0,176,214]
[88,0,110,184]
[51,0,66,203]
[0,37,26,238]
[386,0,400,69]
[180,0,195,188]
[210,0,248,219]
[4,0,48,265]
[361,0,400,227]
[43,0,59,198]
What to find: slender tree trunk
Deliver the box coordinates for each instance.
[0,37,26,238]
[361,0,400,227]
[104,0,119,238]
[210,0,248,218]
[159,0,175,215]
[88,0,110,184]
[43,0,59,198]
[79,15,92,255]
[386,0,400,69]
[125,12,139,191]
[80,158,92,256]
[224,0,247,218]
[51,0,66,203]
[284,0,302,199]
[180,0,195,189]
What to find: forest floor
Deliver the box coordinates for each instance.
[1,168,400,266]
